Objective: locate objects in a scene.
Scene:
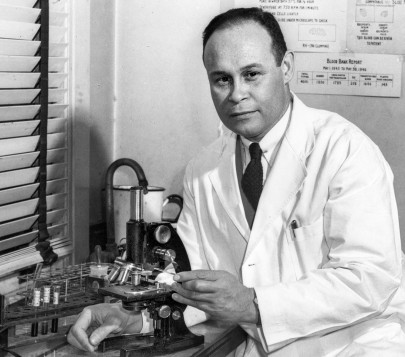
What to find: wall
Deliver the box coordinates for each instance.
[112,1,405,245]
[71,0,116,262]
[112,0,221,196]
[71,0,90,263]
[73,1,405,255]
[88,0,116,221]
[71,0,223,259]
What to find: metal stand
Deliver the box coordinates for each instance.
[98,285,204,356]
[0,264,105,353]
[100,332,204,357]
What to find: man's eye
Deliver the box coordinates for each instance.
[245,71,259,80]
[216,76,229,85]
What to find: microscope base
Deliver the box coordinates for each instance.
[99,332,204,356]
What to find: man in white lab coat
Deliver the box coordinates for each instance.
[68,8,405,356]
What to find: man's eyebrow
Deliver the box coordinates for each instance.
[209,63,264,77]
[208,70,228,77]
[240,63,263,71]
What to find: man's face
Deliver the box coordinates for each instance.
[203,21,293,142]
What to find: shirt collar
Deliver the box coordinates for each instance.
[240,103,291,164]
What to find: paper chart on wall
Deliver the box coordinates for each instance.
[235,0,348,52]
[347,0,405,54]
[291,52,402,97]
[234,0,405,54]
[234,0,405,97]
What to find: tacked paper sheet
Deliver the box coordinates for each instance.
[291,52,402,97]
[235,0,405,53]
[235,0,347,52]
[234,0,404,96]
[347,0,405,54]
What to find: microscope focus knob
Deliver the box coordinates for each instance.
[154,225,171,244]
[157,305,171,319]
[152,247,177,262]
[172,310,182,320]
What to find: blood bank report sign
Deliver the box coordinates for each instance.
[294,52,400,97]
[235,0,404,97]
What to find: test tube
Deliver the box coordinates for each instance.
[41,320,48,335]
[51,285,60,333]
[43,285,51,306]
[30,288,41,337]
[41,285,51,335]
[64,278,68,302]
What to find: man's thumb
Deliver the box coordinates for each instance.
[89,323,118,347]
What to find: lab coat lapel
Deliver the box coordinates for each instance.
[209,134,250,242]
[245,95,315,260]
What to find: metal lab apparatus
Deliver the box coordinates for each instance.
[113,185,165,244]
[98,186,204,356]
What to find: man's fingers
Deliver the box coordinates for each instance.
[183,280,217,293]
[172,292,209,311]
[174,269,222,283]
[67,329,95,352]
[89,323,119,347]
[171,283,216,302]
[172,279,217,294]
[171,282,199,298]
[67,309,96,352]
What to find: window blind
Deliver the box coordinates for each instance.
[0,0,71,276]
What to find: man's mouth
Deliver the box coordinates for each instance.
[230,110,256,118]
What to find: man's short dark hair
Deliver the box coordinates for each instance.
[202,7,287,66]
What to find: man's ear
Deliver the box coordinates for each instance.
[281,51,294,85]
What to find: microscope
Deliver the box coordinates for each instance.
[0,159,203,356]
[96,186,204,356]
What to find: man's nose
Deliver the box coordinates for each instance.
[228,80,248,103]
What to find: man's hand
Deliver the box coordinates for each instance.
[67,303,142,352]
[171,270,258,324]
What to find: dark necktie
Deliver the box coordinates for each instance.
[241,143,263,211]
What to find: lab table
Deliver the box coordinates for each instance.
[4,319,247,357]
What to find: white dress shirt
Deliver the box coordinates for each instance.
[240,103,291,184]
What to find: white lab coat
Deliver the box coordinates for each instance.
[177,94,405,356]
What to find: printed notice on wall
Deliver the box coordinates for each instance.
[347,0,405,54]
[235,0,347,52]
[235,0,405,54]
[291,53,402,97]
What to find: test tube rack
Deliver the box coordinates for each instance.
[0,263,108,352]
